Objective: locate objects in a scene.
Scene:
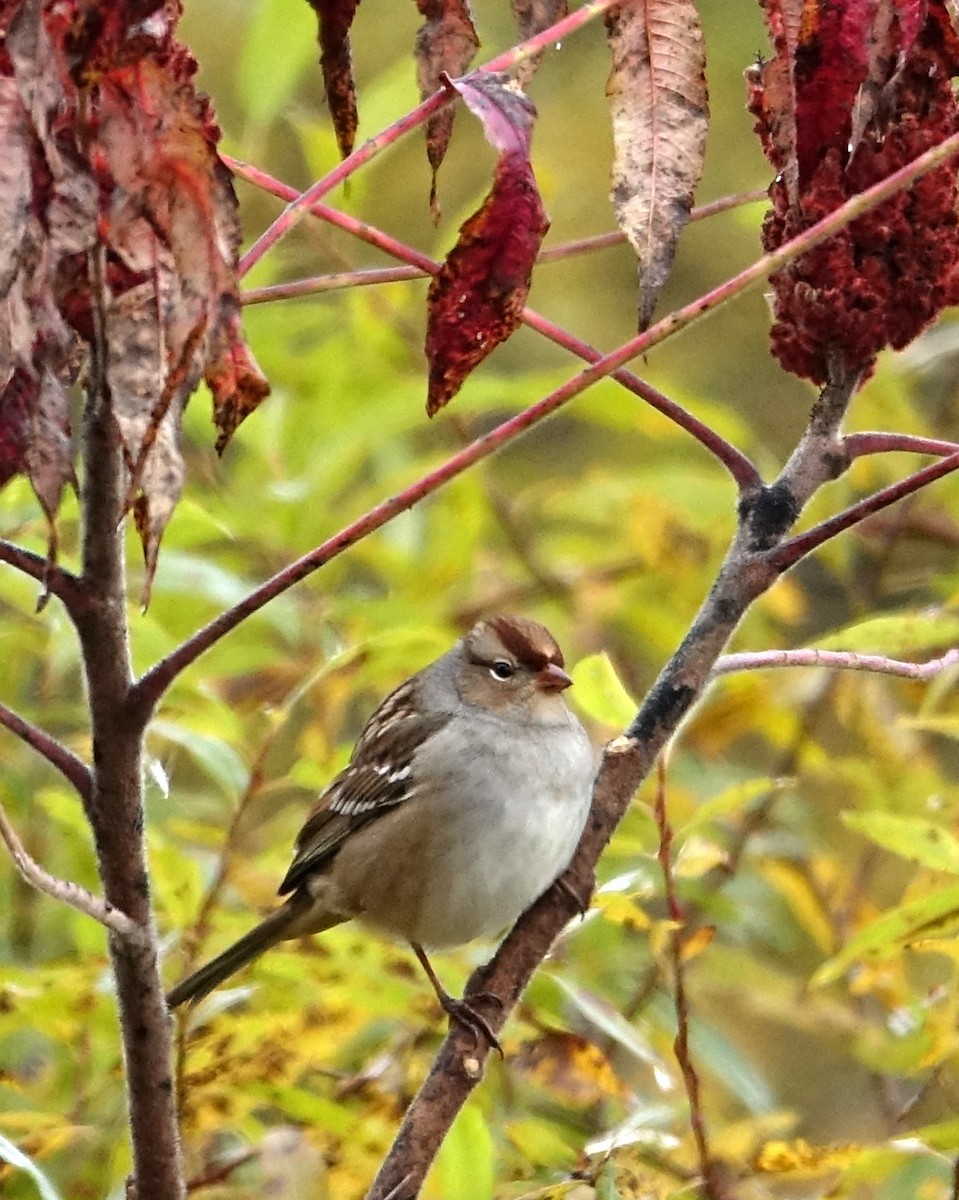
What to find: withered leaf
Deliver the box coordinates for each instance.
[425,73,548,416]
[0,2,268,600]
[415,0,480,216]
[511,0,568,89]
[306,0,361,160]
[207,309,272,455]
[605,0,709,330]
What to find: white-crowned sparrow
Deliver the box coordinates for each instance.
[167,615,595,1039]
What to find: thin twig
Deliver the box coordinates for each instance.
[652,761,723,1198]
[844,432,959,459]
[0,799,148,946]
[238,0,622,276]
[773,450,959,570]
[0,700,93,799]
[228,155,759,488]
[714,647,959,680]
[0,538,89,615]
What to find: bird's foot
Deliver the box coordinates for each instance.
[438,991,503,1056]
[553,871,592,917]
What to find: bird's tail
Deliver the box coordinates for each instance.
[167,894,337,1009]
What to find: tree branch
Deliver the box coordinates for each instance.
[74,237,184,1200]
[844,432,959,459]
[0,700,92,800]
[652,762,731,1200]
[0,800,148,946]
[715,647,959,680]
[772,450,959,570]
[0,538,90,615]
[228,156,760,488]
[364,353,945,1196]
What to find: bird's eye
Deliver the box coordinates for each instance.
[489,660,515,681]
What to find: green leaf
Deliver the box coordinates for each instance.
[434,1102,495,1200]
[570,653,636,729]
[813,611,959,657]
[0,1131,62,1200]
[555,977,669,1076]
[812,884,959,986]
[236,0,317,125]
[678,776,791,837]
[842,811,959,874]
[149,720,249,796]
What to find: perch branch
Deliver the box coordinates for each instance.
[365,345,959,1196]
[0,700,92,800]
[0,800,148,946]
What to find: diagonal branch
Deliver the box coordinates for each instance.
[772,450,959,571]
[0,700,92,800]
[228,157,759,487]
[238,0,623,276]
[0,800,148,946]
[364,357,959,1198]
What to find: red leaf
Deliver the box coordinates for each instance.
[207,312,272,455]
[425,74,548,416]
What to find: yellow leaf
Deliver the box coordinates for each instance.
[753,1137,866,1173]
[760,861,834,954]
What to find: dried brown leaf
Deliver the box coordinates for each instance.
[511,0,567,88]
[307,0,361,160]
[415,0,480,217]
[0,2,266,594]
[207,311,272,455]
[605,0,708,330]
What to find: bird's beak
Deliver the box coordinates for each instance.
[535,662,573,693]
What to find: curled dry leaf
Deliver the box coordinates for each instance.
[306,0,361,160]
[750,0,959,384]
[511,0,568,90]
[605,0,709,331]
[0,1,268,600]
[425,73,549,416]
[415,0,480,217]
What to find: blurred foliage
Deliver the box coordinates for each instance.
[3,2,959,1199]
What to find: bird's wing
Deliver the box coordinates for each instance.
[277,679,451,894]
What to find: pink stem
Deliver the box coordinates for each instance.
[773,451,959,570]
[715,647,959,680]
[227,157,759,488]
[844,431,959,458]
[239,0,622,278]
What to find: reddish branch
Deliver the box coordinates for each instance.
[229,158,758,487]
[652,762,730,1200]
[0,700,92,799]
